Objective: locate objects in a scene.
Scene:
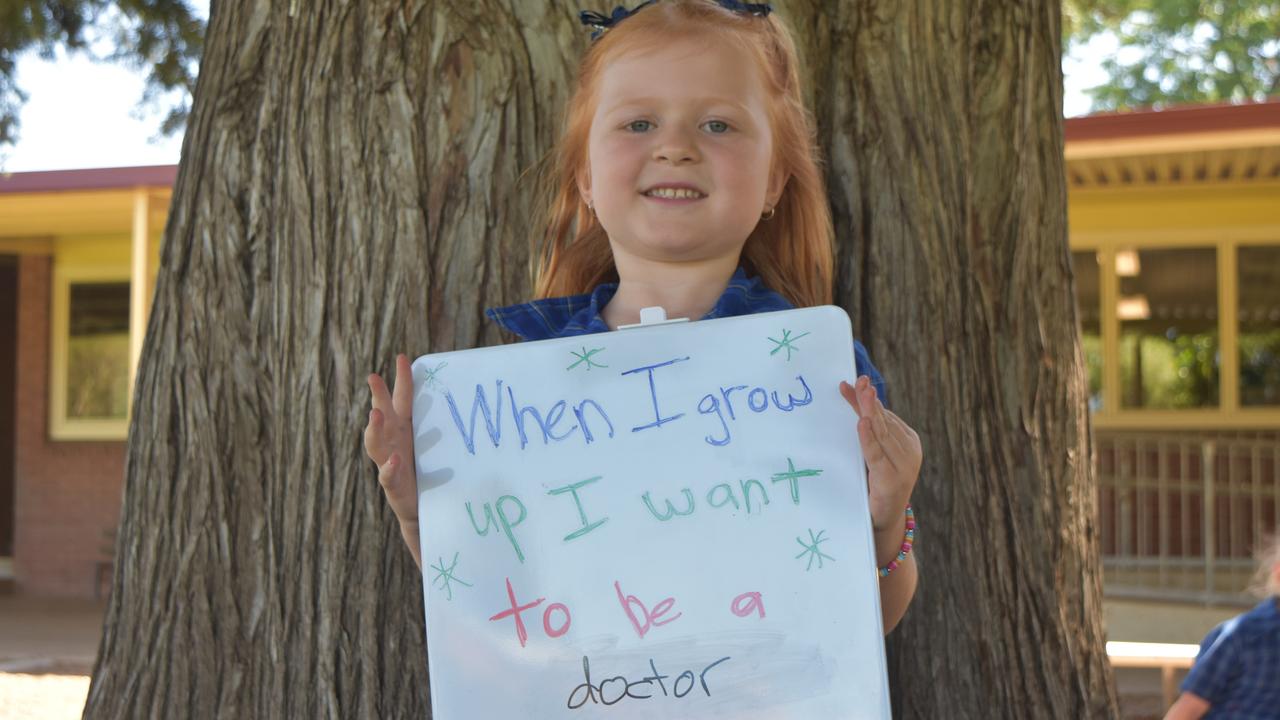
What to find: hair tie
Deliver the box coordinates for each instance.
[579,0,772,42]
[579,2,657,41]
[716,0,772,15]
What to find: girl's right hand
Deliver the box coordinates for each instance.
[364,353,422,570]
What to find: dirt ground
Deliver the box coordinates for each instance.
[0,594,102,720]
[0,671,89,720]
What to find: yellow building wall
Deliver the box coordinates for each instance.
[1068,180,1280,429]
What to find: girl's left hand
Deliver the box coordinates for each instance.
[839,376,922,533]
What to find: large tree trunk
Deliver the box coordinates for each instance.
[85,1,1118,718]
[797,0,1119,716]
[83,1,578,717]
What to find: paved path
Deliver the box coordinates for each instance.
[0,674,90,720]
[0,595,105,674]
[0,594,104,719]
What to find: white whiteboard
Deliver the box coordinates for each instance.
[411,305,890,719]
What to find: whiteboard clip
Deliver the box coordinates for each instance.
[618,306,690,330]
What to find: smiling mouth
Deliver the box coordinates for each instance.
[642,187,707,200]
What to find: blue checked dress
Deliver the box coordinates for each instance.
[1181,597,1280,719]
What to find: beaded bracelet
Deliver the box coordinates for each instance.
[877,504,916,578]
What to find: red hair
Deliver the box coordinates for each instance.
[533,0,834,307]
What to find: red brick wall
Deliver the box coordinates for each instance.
[13,254,126,598]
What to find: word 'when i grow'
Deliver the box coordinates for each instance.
[443,356,815,451]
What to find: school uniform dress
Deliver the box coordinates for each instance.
[484,267,888,403]
[1180,597,1280,719]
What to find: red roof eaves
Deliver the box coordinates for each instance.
[1065,100,1280,142]
[0,164,178,194]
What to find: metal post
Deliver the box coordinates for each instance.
[1162,665,1178,712]
[1120,438,1133,568]
[1203,441,1216,600]
[1158,440,1169,589]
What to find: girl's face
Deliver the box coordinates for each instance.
[581,36,784,270]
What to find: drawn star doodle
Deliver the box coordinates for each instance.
[567,346,608,371]
[421,361,448,391]
[771,457,824,503]
[767,329,811,361]
[430,552,473,600]
[794,529,836,571]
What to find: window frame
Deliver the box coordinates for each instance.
[49,263,132,441]
[1072,227,1280,429]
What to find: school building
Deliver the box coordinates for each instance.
[1065,100,1280,611]
[0,165,171,597]
[1,103,1277,628]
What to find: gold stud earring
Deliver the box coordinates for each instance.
[761,206,776,221]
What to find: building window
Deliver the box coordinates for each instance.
[1072,251,1103,411]
[50,263,132,441]
[1117,248,1219,410]
[65,282,131,420]
[1239,245,1280,407]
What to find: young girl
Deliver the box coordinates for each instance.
[1163,535,1280,720]
[364,0,922,633]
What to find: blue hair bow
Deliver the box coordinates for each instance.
[579,0,772,41]
[716,0,772,15]
[579,1,658,40]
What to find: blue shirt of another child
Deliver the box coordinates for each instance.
[484,267,889,405]
[1180,597,1280,718]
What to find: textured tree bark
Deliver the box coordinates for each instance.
[83,1,580,717]
[792,0,1119,716]
[85,1,1117,718]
